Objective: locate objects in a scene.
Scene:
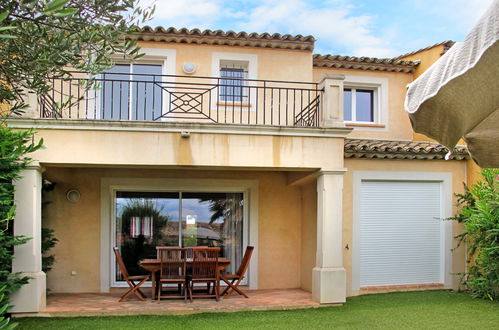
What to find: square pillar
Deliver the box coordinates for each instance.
[319,74,345,127]
[312,169,346,303]
[9,164,46,313]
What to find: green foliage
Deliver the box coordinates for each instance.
[452,168,499,300]
[0,285,17,330]
[41,228,58,273]
[0,126,44,229]
[0,0,154,115]
[41,180,58,274]
[0,126,42,320]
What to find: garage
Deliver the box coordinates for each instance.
[358,180,444,287]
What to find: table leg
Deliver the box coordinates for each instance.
[151,271,156,300]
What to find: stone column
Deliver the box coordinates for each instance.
[319,74,345,127]
[312,170,346,303]
[9,164,46,313]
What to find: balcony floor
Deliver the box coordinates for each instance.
[29,289,321,317]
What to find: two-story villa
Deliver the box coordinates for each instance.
[8,28,471,313]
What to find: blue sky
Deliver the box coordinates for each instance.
[141,0,494,58]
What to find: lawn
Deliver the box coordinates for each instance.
[16,291,498,330]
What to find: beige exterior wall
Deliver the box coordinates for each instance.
[313,68,414,141]
[299,158,467,296]
[399,45,446,79]
[16,122,346,170]
[138,42,313,82]
[43,167,305,293]
[300,181,317,292]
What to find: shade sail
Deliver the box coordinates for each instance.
[405,0,499,168]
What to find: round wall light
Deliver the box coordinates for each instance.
[182,62,197,74]
[66,189,81,203]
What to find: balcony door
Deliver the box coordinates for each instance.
[113,191,245,285]
[100,63,163,121]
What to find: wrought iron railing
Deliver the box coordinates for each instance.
[36,72,323,127]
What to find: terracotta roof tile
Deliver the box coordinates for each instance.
[394,40,456,60]
[134,26,315,51]
[313,54,419,73]
[344,139,469,160]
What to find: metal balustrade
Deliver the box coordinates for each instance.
[36,72,324,127]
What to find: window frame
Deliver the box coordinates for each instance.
[343,86,377,123]
[111,189,249,287]
[99,62,164,121]
[211,52,258,110]
[219,62,249,103]
[342,75,388,129]
[88,48,176,121]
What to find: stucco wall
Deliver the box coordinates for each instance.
[299,159,467,296]
[300,181,317,292]
[399,45,446,79]
[43,167,304,293]
[313,68,414,141]
[138,42,313,83]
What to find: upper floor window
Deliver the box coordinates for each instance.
[344,87,376,122]
[219,60,249,103]
[101,63,163,121]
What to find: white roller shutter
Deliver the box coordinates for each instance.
[359,180,442,287]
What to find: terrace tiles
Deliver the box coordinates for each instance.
[19,289,324,317]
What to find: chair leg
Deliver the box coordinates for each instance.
[223,278,248,298]
[120,278,148,302]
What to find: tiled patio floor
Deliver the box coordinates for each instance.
[30,289,322,317]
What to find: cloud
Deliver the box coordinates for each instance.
[140,0,495,58]
[142,0,399,57]
[140,0,226,29]
[412,0,494,34]
[234,0,398,57]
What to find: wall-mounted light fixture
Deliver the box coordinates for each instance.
[182,62,197,74]
[66,189,81,203]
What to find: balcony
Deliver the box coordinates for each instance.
[29,72,325,127]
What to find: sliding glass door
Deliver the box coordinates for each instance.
[114,191,245,283]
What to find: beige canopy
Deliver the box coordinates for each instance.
[405,0,499,168]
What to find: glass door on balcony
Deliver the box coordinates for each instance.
[114,191,245,283]
[101,63,163,121]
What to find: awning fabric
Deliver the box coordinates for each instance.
[405,0,499,168]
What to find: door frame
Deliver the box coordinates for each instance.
[351,171,453,293]
[100,177,259,292]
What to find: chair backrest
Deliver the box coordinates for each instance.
[157,247,187,280]
[113,247,129,280]
[185,246,208,259]
[236,246,254,277]
[191,247,220,279]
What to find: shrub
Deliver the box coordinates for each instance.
[452,168,499,300]
[0,126,42,320]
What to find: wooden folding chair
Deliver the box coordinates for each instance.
[156,247,188,302]
[221,246,254,298]
[113,247,149,302]
[187,247,221,302]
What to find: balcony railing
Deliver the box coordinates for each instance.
[35,72,323,127]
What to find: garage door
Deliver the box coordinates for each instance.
[359,180,442,287]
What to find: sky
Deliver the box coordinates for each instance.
[139,0,494,58]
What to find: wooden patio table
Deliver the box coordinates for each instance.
[139,258,231,300]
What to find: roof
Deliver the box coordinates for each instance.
[395,40,456,60]
[312,54,420,73]
[344,139,469,160]
[134,26,315,51]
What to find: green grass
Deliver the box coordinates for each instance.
[16,291,499,330]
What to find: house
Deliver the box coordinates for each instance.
[7,28,472,313]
